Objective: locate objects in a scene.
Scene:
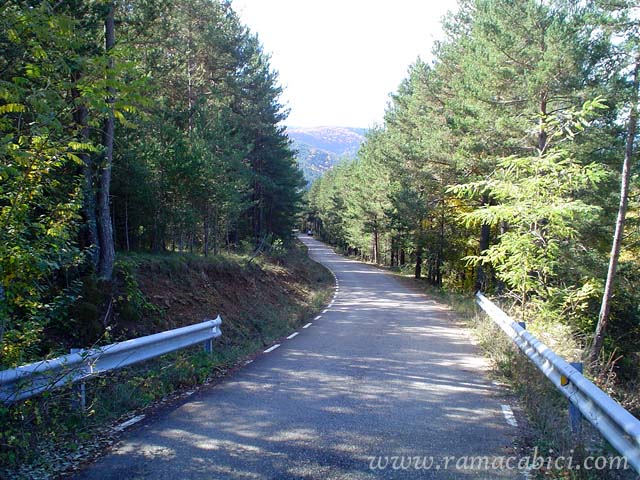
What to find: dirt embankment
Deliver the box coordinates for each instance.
[116,242,334,350]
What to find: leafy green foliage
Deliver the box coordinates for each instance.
[0,2,91,365]
[453,143,607,321]
[0,0,304,367]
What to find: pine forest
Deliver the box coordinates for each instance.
[307,0,639,375]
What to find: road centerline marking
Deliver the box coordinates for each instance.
[114,414,145,432]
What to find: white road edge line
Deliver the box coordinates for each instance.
[264,344,280,353]
[244,359,253,365]
[114,414,145,432]
[322,309,328,314]
[286,332,299,339]
[501,404,518,427]
[314,315,322,320]
[303,322,312,329]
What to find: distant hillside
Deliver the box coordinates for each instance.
[287,126,367,185]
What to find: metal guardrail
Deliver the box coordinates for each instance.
[476,292,640,473]
[0,316,222,404]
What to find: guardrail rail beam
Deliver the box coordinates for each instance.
[0,316,222,404]
[476,292,640,474]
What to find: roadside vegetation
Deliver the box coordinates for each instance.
[0,241,334,479]
[1,0,304,370]
[1,2,316,475]
[307,0,639,424]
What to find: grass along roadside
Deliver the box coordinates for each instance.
[0,241,334,479]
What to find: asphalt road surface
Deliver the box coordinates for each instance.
[75,236,522,479]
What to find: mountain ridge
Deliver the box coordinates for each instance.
[287,126,367,185]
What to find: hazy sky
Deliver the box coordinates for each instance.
[232,0,459,128]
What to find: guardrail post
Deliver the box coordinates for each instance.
[203,338,213,354]
[568,362,583,436]
[70,348,86,414]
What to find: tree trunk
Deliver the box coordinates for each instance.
[475,192,492,291]
[124,199,130,252]
[538,92,548,153]
[212,210,219,256]
[372,227,379,264]
[496,221,508,293]
[72,69,99,265]
[414,244,423,279]
[437,201,445,287]
[203,208,209,257]
[590,57,640,365]
[97,2,116,280]
[390,238,397,267]
[476,222,491,291]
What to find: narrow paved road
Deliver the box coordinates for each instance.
[76,237,521,479]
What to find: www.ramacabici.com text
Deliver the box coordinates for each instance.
[368,448,629,473]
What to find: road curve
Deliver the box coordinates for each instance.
[75,236,521,479]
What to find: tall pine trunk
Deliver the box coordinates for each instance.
[124,199,130,252]
[590,57,640,365]
[538,93,548,152]
[390,238,397,267]
[415,222,423,279]
[204,207,210,257]
[372,227,379,264]
[72,71,99,264]
[414,244,422,279]
[476,222,491,290]
[97,2,116,279]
